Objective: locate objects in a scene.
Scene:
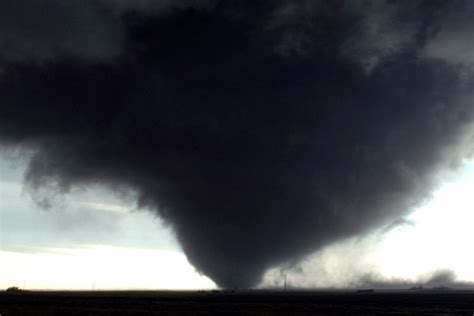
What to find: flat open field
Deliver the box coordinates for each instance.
[1,289,474,315]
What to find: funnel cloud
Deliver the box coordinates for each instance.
[1,1,474,288]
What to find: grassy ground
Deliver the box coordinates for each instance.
[1,289,474,315]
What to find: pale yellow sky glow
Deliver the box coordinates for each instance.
[0,246,216,290]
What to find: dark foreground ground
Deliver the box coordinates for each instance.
[1,289,474,316]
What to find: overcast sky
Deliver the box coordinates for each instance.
[1,0,474,289]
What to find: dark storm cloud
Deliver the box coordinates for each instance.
[264,0,421,73]
[0,0,124,64]
[1,1,474,288]
[0,0,212,65]
[421,1,474,65]
[99,0,214,15]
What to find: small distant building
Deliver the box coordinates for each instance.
[356,289,375,293]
